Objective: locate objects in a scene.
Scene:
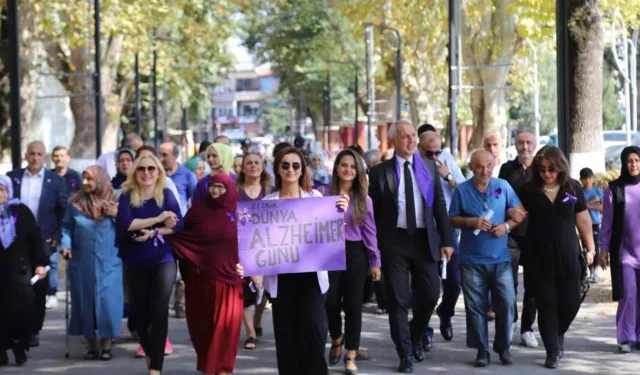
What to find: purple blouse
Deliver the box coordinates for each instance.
[115,188,184,268]
[239,187,266,201]
[600,184,640,269]
[344,195,381,268]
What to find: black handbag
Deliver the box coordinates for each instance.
[579,249,591,303]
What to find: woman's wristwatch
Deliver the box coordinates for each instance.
[585,249,595,256]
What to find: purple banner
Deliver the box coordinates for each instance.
[237,196,346,277]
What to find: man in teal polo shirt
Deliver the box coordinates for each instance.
[449,150,524,367]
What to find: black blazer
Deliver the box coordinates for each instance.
[369,156,453,261]
[7,168,67,246]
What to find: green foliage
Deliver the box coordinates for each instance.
[602,62,625,130]
[30,0,235,125]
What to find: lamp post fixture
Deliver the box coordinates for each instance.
[363,22,403,121]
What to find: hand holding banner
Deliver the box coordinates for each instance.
[237,196,347,277]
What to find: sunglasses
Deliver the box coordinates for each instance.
[425,150,442,158]
[280,162,301,171]
[136,166,157,173]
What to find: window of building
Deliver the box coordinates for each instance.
[236,78,260,91]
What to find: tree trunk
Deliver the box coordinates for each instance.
[57,34,124,158]
[567,0,604,174]
[462,0,519,149]
[17,0,42,153]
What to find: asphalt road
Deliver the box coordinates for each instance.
[0,274,636,374]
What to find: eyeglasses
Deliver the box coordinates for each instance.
[208,183,226,191]
[482,194,489,211]
[280,162,301,171]
[425,150,442,158]
[136,166,157,173]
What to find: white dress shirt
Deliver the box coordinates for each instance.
[21,167,45,221]
[395,155,425,229]
[261,189,329,298]
[437,150,466,210]
[97,150,118,179]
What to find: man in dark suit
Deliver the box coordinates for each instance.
[369,119,454,373]
[7,141,67,347]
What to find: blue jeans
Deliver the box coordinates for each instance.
[460,261,515,353]
[48,251,59,296]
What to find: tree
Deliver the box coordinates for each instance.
[0,0,234,158]
[242,0,361,138]
[565,0,605,173]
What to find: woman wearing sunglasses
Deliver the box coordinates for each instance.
[262,147,349,375]
[520,146,594,369]
[116,155,184,375]
[326,149,381,375]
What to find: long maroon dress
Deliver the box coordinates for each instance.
[169,173,243,374]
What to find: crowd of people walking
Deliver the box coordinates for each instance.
[0,119,634,375]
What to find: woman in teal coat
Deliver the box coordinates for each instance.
[60,165,123,360]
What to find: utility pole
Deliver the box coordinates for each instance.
[8,0,21,169]
[94,0,102,158]
[533,46,541,143]
[152,41,159,148]
[134,53,141,134]
[556,0,572,158]
[448,0,458,158]
[365,26,374,150]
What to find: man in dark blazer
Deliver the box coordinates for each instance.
[7,140,67,347]
[369,119,454,373]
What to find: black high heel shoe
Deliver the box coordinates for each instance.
[11,344,27,365]
[328,336,344,365]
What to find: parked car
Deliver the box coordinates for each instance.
[605,144,625,171]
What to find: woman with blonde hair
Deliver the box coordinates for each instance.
[115,154,183,375]
[60,166,123,360]
[193,143,234,202]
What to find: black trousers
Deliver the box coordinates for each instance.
[272,272,328,375]
[533,271,581,358]
[510,235,537,333]
[128,261,177,371]
[327,241,370,350]
[384,229,439,359]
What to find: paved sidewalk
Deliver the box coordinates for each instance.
[0,277,637,374]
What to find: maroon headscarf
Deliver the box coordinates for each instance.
[168,173,242,286]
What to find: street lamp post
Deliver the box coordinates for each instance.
[363,22,403,121]
[94,0,102,158]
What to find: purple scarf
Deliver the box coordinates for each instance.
[394,152,434,208]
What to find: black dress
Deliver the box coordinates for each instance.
[0,204,48,351]
[520,181,587,359]
[521,181,587,278]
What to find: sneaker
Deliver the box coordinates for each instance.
[45,295,59,309]
[520,331,539,348]
[135,346,146,358]
[619,343,632,354]
[164,339,173,355]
